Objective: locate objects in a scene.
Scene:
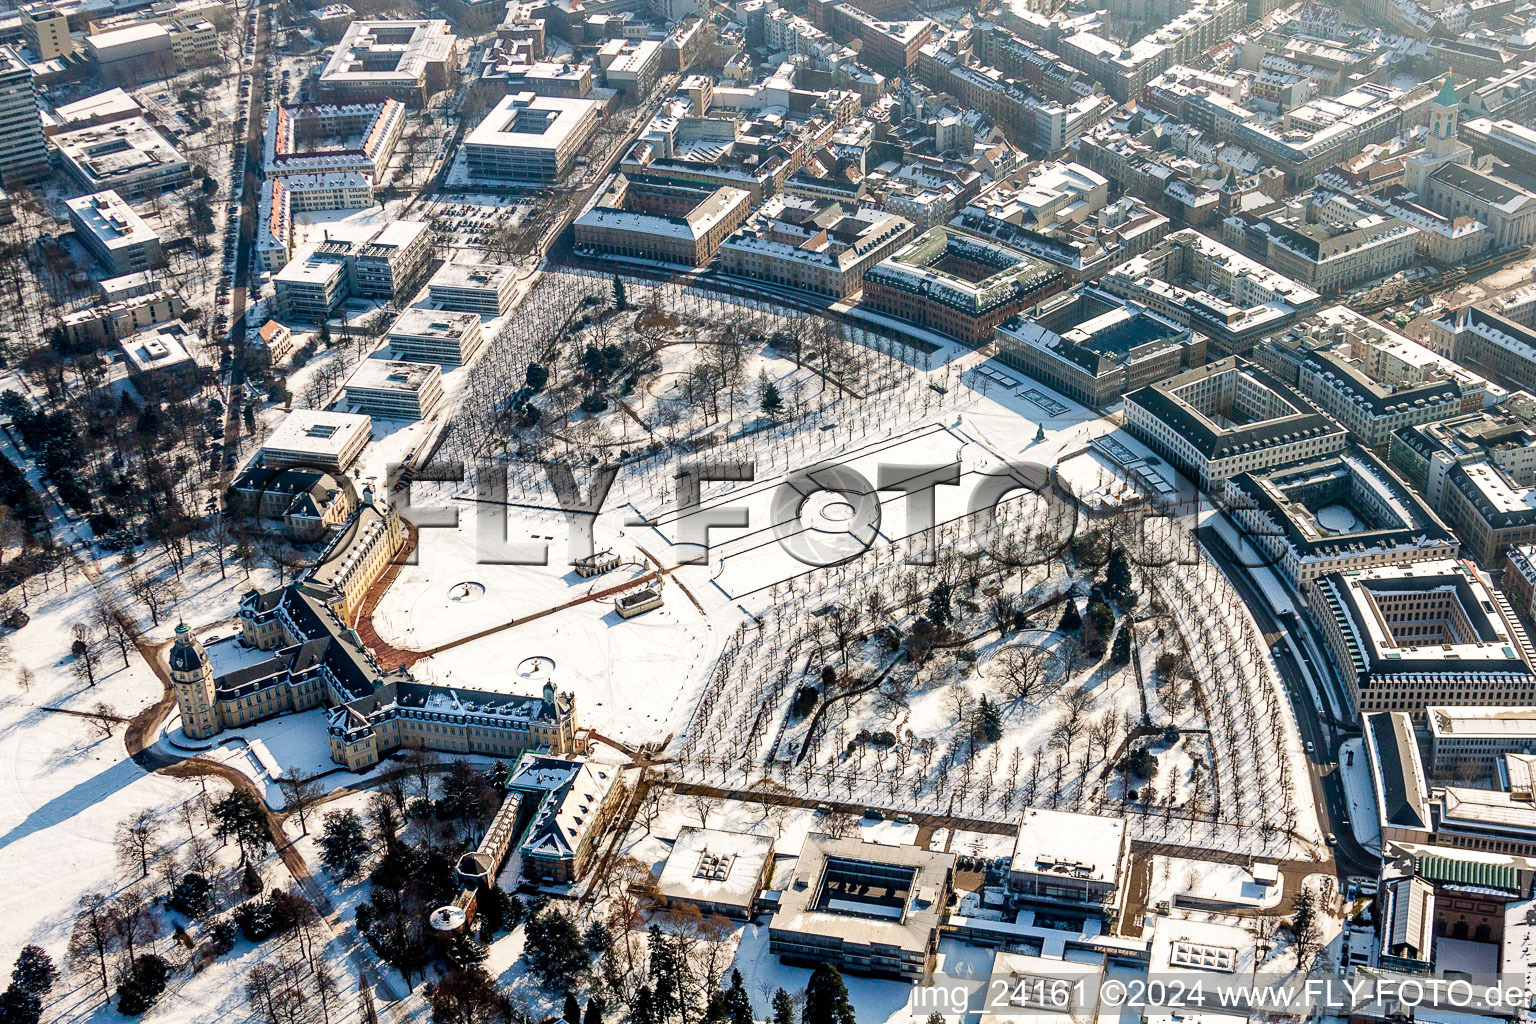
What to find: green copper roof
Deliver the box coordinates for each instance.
[1437,75,1457,106]
[1416,854,1520,894]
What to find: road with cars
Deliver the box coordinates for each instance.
[211,0,269,487]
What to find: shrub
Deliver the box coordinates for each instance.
[789,685,819,719]
[116,955,170,1015]
[169,873,213,919]
[233,897,273,941]
[204,917,237,957]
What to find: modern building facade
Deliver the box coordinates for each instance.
[1309,558,1535,718]
[464,93,602,183]
[1124,357,1347,490]
[385,308,484,365]
[862,226,1065,346]
[67,191,161,275]
[343,359,445,420]
[0,47,51,185]
[318,19,459,107]
[768,835,955,981]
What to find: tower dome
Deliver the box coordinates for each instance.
[168,622,208,676]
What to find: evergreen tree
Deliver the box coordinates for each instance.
[768,988,792,1024]
[927,584,952,626]
[1058,600,1082,632]
[317,318,332,347]
[802,963,854,1024]
[526,363,550,390]
[647,925,689,1023]
[318,808,367,879]
[584,920,611,954]
[613,276,628,310]
[705,990,727,1023]
[116,954,170,1015]
[477,887,521,940]
[10,945,56,996]
[448,933,488,968]
[0,984,41,1024]
[771,989,795,1024]
[760,376,783,416]
[723,970,754,1024]
[522,910,589,988]
[636,985,657,1024]
[565,992,582,1024]
[585,996,606,1024]
[1110,628,1132,667]
[212,791,271,863]
[168,872,213,918]
[975,696,1004,743]
[1103,548,1133,601]
[1291,886,1320,968]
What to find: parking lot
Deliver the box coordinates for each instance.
[421,195,533,252]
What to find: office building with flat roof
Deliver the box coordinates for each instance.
[1428,706,1536,776]
[427,260,520,316]
[385,308,484,365]
[768,834,955,981]
[464,93,601,183]
[656,828,774,919]
[318,19,458,107]
[343,359,444,420]
[19,1,72,60]
[67,190,161,275]
[0,47,50,185]
[53,116,190,200]
[1009,808,1129,916]
[257,410,372,472]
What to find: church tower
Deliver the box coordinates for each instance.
[1426,75,1460,160]
[1406,74,1471,192]
[169,622,220,740]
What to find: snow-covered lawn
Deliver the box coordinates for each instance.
[371,496,718,747]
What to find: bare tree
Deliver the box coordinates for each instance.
[94,602,134,667]
[87,701,119,739]
[115,808,165,878]
[820,810,856,839]
[997,646,1046,702]
[67,893,115,996]
[71,623,101,687]
[277,772,323,836]
[689,792,717,829]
